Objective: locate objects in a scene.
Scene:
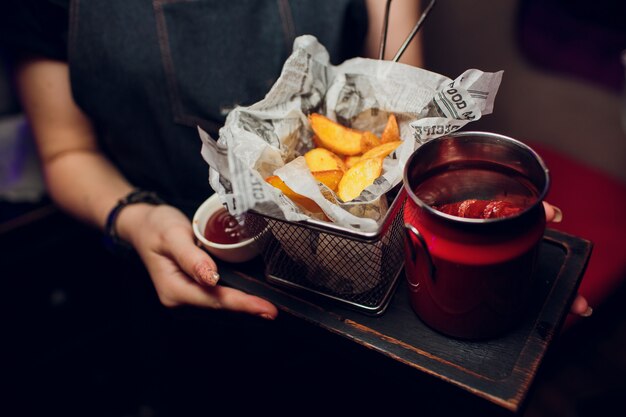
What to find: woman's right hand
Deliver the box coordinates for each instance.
[117,202,278,319]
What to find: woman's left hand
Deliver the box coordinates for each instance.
[544,202,593,317]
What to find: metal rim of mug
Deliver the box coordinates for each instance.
[402,131,551,224]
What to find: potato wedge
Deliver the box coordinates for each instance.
[304,147,346,173]
[343,155,362,170]
[311,169,343,192]
[308,113,364,156]
[265,175,321,213]
[337,157,383,202]
[361,131,381,153]
[360,140,402,161]
[381,114,401,143]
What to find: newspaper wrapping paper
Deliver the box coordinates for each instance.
[199,35,502,233]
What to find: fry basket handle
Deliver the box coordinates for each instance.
[378,0,437,63]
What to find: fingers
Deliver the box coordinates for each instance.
[131,206,278,319]
[543,201,563,223]
[164,270,278,319]
[570,293,593,317]
[143,218,278,318]
[542,205,591,317]
[208,285,279,319]
[164,225,221,287]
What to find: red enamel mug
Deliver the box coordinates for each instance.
[402,131,550,340]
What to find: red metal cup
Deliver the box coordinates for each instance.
[402,131,550,340]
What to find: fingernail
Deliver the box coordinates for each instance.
[206,270,220,286]
[581,306,593,317]
[196,262,220,286]
[552,205,563,223]
[258,313,275,320]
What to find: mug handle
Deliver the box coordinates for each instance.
[404,223,436,283]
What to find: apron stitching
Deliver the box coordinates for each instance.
[68,0,80,63]
[152,0,222,134]
[276,0,296,49]
[153,0,185,124]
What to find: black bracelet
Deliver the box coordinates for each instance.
[103,189,166,255]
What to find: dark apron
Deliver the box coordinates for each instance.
[68,0,368,217]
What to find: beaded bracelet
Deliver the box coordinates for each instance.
[103,189,165,255]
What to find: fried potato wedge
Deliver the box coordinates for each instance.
[360,140,402,161]
[308,113,364,156]
[312,169,343,192]
[265,175,321,213]
[337,157,383,202]
[361,131,381,153]
[381,114,401,143]
[304,147,346,173]
[343,155,362,170]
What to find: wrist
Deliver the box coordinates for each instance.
[115,203,155,246]
[103,189,165,255]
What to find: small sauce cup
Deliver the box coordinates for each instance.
[192,194,260,263]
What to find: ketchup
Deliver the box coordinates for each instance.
[204,207,249,244]
[432,199,524,219]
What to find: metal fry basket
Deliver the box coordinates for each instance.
[246,188,407,315]
[240,0,436,314]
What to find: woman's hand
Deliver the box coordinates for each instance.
[15,57,277,320]
[119,202,278,320]
[544,202,593,317]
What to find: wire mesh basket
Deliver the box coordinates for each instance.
[245,188,407,315]
[236,0,437,315]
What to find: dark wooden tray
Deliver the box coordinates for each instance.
[1,203,591,414]
[220,228,592,413]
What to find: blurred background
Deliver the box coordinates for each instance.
[421,0,626,312]
[422,1,626,416]
[1,1,625,416]
[423,0,625,183]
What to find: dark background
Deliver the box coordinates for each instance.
[1,1,625,416]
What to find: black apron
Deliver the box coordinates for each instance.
[68,0,368,217]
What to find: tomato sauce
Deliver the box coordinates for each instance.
[432,199,524,219]
[204,207,249,244]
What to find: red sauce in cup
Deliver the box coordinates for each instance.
[432,199,525,219]
[204,207,249,244]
